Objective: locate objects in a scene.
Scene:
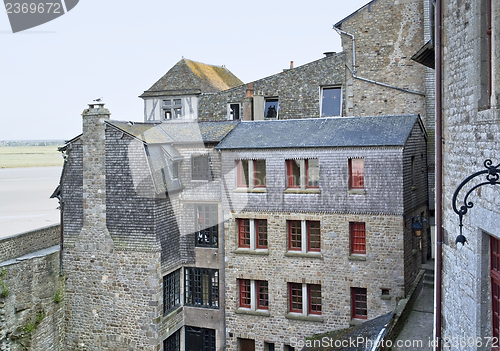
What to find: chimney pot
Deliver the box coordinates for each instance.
[290,61,294,69]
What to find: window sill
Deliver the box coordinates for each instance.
[285,251,323,259]
[350,318,367,326]
[234,188,267,193]
[234,248,269,256]
[284,189,321,194]
[285,313,324,322]
[381,295,392,300]
[348,189,366,195]
[348,254,367,261]
[235,308,270,317]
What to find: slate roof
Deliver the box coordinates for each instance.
[140,58,243,98]
[107,120,240,144]
[215,115,422,150]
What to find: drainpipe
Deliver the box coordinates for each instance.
[333,27,425,96]
[435,0,443,350]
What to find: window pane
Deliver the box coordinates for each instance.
[350,222,366,254]
[321,87,341,117]
[229,103,240,120]
[192,155,210,180]
[164,269,180,315]
[288,221,301,250]
[238,219,250,248]
[196,205,218,247]
[308,284,321,315]
[289,283,302,313]
[256,219,268,249]
[239,279,251,308]
[349,159,364,189]
[308,221,321,251]
[237,160,249,187]
[254,160,266,187]
[257,281,269,309]
[265,99,279,118]
[287,160,301,188]
[307,159,319,187]
[352,287,367,318]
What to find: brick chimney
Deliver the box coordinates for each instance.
[81,101,110,228]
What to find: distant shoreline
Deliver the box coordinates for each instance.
[0,145,64,168]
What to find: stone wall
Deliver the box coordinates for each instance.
[224,211,405,351]
[0,224,59,263]
[441,0,500,348]
[0,249,64,351]
[198,55,346,121]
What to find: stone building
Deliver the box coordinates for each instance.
[438,0,500,349]
[216,116,428,350]
[51,1,436,350]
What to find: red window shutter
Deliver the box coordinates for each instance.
[350,222,366,254]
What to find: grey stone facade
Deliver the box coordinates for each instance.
[440,0,500,349]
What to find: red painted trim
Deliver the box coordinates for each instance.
[238,219,250,248]
[307,221,321,252]
[239,279,251,308]
[256,281,269,310]
[255,219,268,249]
[308,284,322,315]
[289,283,302,313]
[286,160,300,188]
[288,221,302,251]
[350,222,366,255]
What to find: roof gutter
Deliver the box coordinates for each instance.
[435,0,443,349]
[333,27,425,96]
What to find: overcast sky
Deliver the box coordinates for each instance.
[0,0,370,141]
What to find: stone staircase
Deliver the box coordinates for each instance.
[422,259,435,289]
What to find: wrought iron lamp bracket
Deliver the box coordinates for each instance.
[452,159,500,245]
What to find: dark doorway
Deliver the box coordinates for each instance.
[238,338,255,351]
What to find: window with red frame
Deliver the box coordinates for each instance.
[349,159,364,189]
[351,287,367,319]
[237,160,266,188]
[256,219,268,249]
[307,221,321,252]
[238,219,268,249]
[288,220,320,252]
[257,281,269,310]
[308,284,322,315]
[289,283,303,313]
[350,222,366,255]
[288,221,302,251]
[286,159,319,189]
[239,279,251,308]
[238,219,250,248]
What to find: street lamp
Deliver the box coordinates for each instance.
[452,159,500,246]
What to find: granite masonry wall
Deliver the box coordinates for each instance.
[198,54,346,121]
[0,247,64,351]
[441,0,500,348]
[0,225,59,263]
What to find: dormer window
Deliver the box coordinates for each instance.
[264,98,279,119]
[228,103,241,120]
[163,99,182,120]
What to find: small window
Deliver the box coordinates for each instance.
[163,328,180,351]
[238,279,269,311]
[172,162,179,180]
[287,220,320,253]
[288,283,321,315]
[237,160,266,189]
[352,287,368,319]
[237,219,267,250]
[264,98,279,119]
[264,342,275,351]
[321,87,342,117]
[163,269,181,315]
[286,159,320,189]
[195,204,218,247]
[163,98,183,120]
[185,268,219,308]
[228,103,241,120]
[350,222,366,255]
[192,155,210,181]
[349,158,364,189]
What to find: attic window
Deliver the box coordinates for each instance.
[163,99,182,120]
[321,87,342,117]
[228,103,241,120]
[264,98,279,119]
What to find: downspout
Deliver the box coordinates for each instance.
[435,0,443,350]
[334,27,426,96]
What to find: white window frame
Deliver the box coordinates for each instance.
[319,86,342,117]
[227,102,242,120]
